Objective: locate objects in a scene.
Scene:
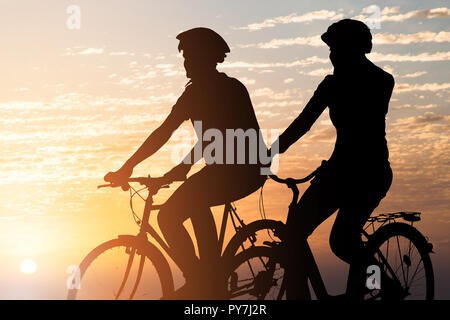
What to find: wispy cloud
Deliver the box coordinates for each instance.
[401,71,427,78]
[236,7,449,32]
[374,31,450,45]
[221,51,450,72]
[241,35,323,49]
[395,82,450,93]
[354,6,450,23]
[78,48,104,55]
[63,47,105,56]
[299,68,332,77]
[369,51,450,62]
[381,7,450,22]
[242,31,450,49]
[220,56,329,69]
[392,112,450,131]
[393,103,438,110]
[234,10,343,31]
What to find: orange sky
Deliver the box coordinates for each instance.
[0,1,449,299]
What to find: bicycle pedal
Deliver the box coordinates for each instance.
[229,272,238,291]
[263,241,281,247]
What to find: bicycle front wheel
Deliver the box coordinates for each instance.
[67,235,174,300]
[226,246,285,300]
[365,223,434,300]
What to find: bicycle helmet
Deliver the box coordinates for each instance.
[176,27,230,63]
[321,19,372,54]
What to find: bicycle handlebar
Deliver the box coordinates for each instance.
[269,170,317,185]
[97,176,185,189]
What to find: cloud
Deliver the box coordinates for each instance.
[240,77,256,85]
[221,51,449,73]
[242,35,323,49]
[220,56,329,70]
[373,31,450,45]
[251,88,293,100]
[401,71,427,78]
[392,104,438,110]
[234,10,343,31]
[369,51,450,62]
[354,6,450,24]
[305,127,336,142]
[392,112,450,131]
[381,7,450,22]
[237,7,449,32]
[299,68,332,77]
[63,47,105,56]
[395,82,450,93]
[242,31,449,49]
[78,48,104,55]
[109,51,134,56]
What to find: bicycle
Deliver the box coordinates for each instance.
[66,175,284,300]
[226,171,435,300]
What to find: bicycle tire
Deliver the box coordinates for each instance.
[67,235,174,300]
[223,219,285,260]
[365,222,434,300]
[226,246,285,300]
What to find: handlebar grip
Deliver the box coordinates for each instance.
[97,183,113,189]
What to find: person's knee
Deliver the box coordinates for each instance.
[157,200,185,231]
[329,229,362,264]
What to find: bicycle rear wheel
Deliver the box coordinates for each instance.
[226,246,285,300]
[67,235,174,300]
[365,223,434,300]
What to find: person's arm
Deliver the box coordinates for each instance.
[163,140,203,181]
[124,114,184,169]
[272,76,332,154]
[104,110,185,188]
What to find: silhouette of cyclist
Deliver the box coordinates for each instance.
[104,27,266,298]
[272,19,395,299]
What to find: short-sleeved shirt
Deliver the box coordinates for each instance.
[279,60,394,175]
[169,71,266,169]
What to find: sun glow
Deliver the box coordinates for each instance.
[20,259,37,275]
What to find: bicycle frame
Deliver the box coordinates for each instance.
[273,174,416,300]
[129,183,249,277]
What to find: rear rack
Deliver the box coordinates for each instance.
[367,211,421,223]
[364,212,421,237]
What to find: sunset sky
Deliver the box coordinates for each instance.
[0,0,449,299]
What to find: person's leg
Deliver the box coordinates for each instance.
[285,177,339,299]
[158,165,263,286]
[329,203,377,299]
[329,167,393,299]
[157,195,200,279]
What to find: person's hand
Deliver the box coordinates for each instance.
[104,165,133,191]
[163,163,189,183]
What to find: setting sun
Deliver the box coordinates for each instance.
[20,259,37,275]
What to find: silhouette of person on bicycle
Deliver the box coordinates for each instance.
[104,27,266,298]
[272,19,395,299]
